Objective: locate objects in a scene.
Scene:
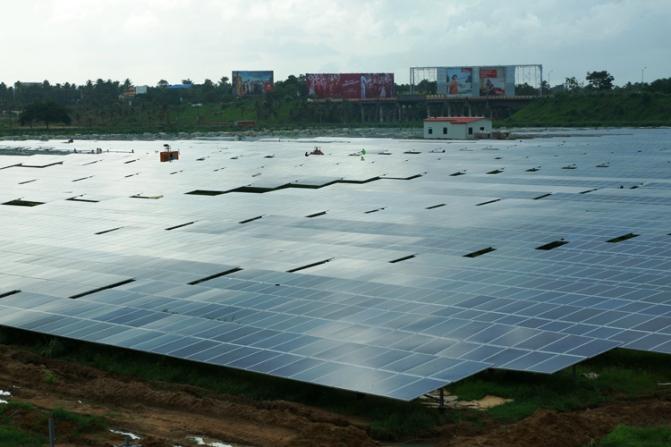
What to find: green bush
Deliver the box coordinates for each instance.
[597,425,671,447]
[51,408,108,434]
[0,426,45,447]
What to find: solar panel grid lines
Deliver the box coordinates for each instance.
[0,274,616,372]
[0,297,484,399]
[0,129,671,400]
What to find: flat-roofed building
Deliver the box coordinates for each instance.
[424,116,492,139]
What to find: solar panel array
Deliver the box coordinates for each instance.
[1,129,670,401]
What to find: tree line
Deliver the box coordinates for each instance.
[2,71,670,129]
[0,76,309,111]
[7,71,669,110]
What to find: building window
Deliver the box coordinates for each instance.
[443,127,447,134]
[468,127,473,135]
[428,128,433,134]
[480,127,485,131]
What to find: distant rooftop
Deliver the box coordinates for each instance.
[424,116,488,124]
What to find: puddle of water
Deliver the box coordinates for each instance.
[109,429,141,440]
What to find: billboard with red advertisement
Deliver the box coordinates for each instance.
[479,67,506,96]
[307,73,394,99]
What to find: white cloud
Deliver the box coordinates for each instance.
[122,11,160,35]
[0,0,669,85]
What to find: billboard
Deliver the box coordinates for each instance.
[479,67,506,96]
[232,71,274,96]
[447,67,473,96]
[436,67,480,96]
[412,65,532,97]
[307,73,394,99]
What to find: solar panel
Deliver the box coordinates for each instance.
[0,129,670,400]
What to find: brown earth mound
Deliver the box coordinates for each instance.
[439,398,671,447]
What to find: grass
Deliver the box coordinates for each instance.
[446,349,671,423]
[51,407,108,435]
[448,370,604,423]
[4,91,670,135]
[0,426,44,447]
[503,92,671,127]
[0,400,108,445]
[0,402,46,447]
[0,98,423,136]
[596,425,671,447]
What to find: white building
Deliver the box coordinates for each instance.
[423,117,493,140]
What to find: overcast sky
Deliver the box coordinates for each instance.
[2,0,669,86]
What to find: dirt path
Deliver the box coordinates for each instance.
[0,345,375,447]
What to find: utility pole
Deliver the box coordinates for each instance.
[641,66,647,84]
